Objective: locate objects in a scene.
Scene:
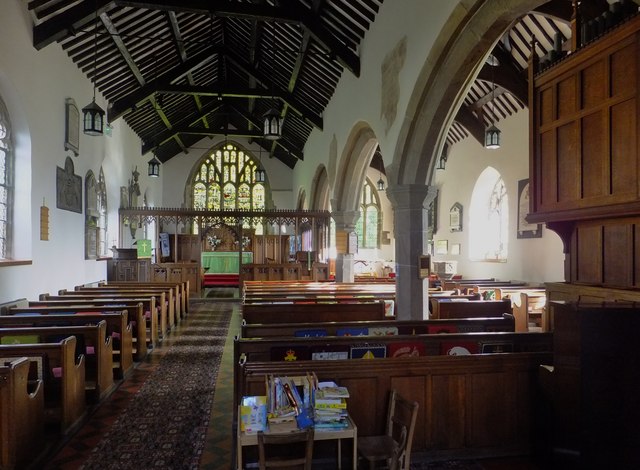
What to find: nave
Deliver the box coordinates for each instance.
[38,290,541,470]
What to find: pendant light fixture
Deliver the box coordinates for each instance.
[263,21,283,140]
[484,54,501,150]
[83,4,105,136]
[148,150,161,177]
[376,170,385,191]
[254,144,266,183]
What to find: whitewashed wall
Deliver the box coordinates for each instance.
[0,0,155,302]
[432,110,565,283]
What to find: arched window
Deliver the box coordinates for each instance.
[355,178,380,249]
[192,143,265,213]
[0,95,13,260]
[97,168,108,257]
[469,167,508,261]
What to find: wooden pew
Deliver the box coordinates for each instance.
[69,286,172,335]
[237,349,553,461]
[6,298,145,360]
[0,321,114,402]
[240,316,516,339]
[429,298,512,319]
[0,357,44,470]
[242,301,389,324]
[39,293,159,348]
[494,289,547,332]
[99,280,189,318]
[0,336,85,433]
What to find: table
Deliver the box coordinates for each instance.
[236,412,357,470]
[201,251,253,273]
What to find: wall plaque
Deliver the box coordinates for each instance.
[56,156,82,213]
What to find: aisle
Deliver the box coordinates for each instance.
[44,299,236,470]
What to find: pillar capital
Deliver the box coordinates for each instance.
[386,184,437,211]
[331,210,360,232]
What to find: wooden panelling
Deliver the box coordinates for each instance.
[610,42,636,97]
[581,59,606,109]
[611,98,637,197]
[539,130,556,208]
[603,223,633,286]
[581,111,605,198]
[469,373,513,448]
[557,76,577,118]
[430,374,466,449]
[576,224,602,284]
[557,122,579,203]
[540,87,554,126]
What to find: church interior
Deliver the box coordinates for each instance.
[1,0,640,468]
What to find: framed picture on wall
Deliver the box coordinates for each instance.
[435,239,448,255]
[449,202,462,232]
[517,179,542,239]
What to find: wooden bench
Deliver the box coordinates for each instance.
[429,298,512,319]
[39,293,160,348]
[242,301,389,324]
[5,299,145,359]
[240,316,516,338]
[99,280,189,317]
[237,349,553,461]
[0,336,85,433]
[0,321,114,402]
[0,357,44,470]
[70,286,174,333]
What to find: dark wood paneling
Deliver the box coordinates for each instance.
[540,130,556,208]
[610,41,636,97]
[603,223,633,286]
[576,224,603,283]
[557,122,579,203]
[581,111,605,198]
[581,59,606,110]
[540,87,554,126]
[557,76,576,118]
[430,374,466,449]
[611,98,637,197]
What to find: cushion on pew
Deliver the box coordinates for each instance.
[51,367,63,378]
[428,325,458,334]
[337,327,368,336]
[86,346,95,355]
[294,329,327,337]
[440,341,479,355]
[270,346,311,361]
[388,342,426,358]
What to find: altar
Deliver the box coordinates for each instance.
[202,252,253,274]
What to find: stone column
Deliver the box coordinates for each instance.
[386,184,437,320]
[331,210,360,283]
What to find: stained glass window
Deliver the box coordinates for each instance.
[0,95,12,260]
[191,143,266,214]
[355,178,380,249]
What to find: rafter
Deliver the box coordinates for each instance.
[454,104,485,146]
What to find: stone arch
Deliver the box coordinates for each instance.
[296,188,306,210]
[310,165,330,211]
[332,121,379,212]
[391,0,545,187]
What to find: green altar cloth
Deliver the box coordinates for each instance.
[201,252,253,273]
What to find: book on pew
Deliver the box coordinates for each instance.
[240,395,267,434]
[294,329,327,337]
[369,326,398,336]
[311,345,349,360]
[337,327,368,336]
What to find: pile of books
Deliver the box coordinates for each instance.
[313,382,349,430]
[266,375,315,432]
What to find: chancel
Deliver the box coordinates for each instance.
[2,1,640,469]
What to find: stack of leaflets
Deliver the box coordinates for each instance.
[313,381,349,430]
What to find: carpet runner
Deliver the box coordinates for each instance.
[80,301,232,469]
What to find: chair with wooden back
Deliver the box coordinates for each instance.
[357,389,419,470]
[257,428,314,469]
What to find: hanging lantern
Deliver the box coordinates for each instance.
[484,124,501,150]
[377,175,385,191]
[83,6,105,136]
[148,154,161,177]
[263,108,283,140]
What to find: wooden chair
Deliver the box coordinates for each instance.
[357,389,419,470]
[257,428,314,469]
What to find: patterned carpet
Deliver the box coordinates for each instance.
[78,301,232,470]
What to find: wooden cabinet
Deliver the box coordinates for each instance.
[107,259,151,282]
